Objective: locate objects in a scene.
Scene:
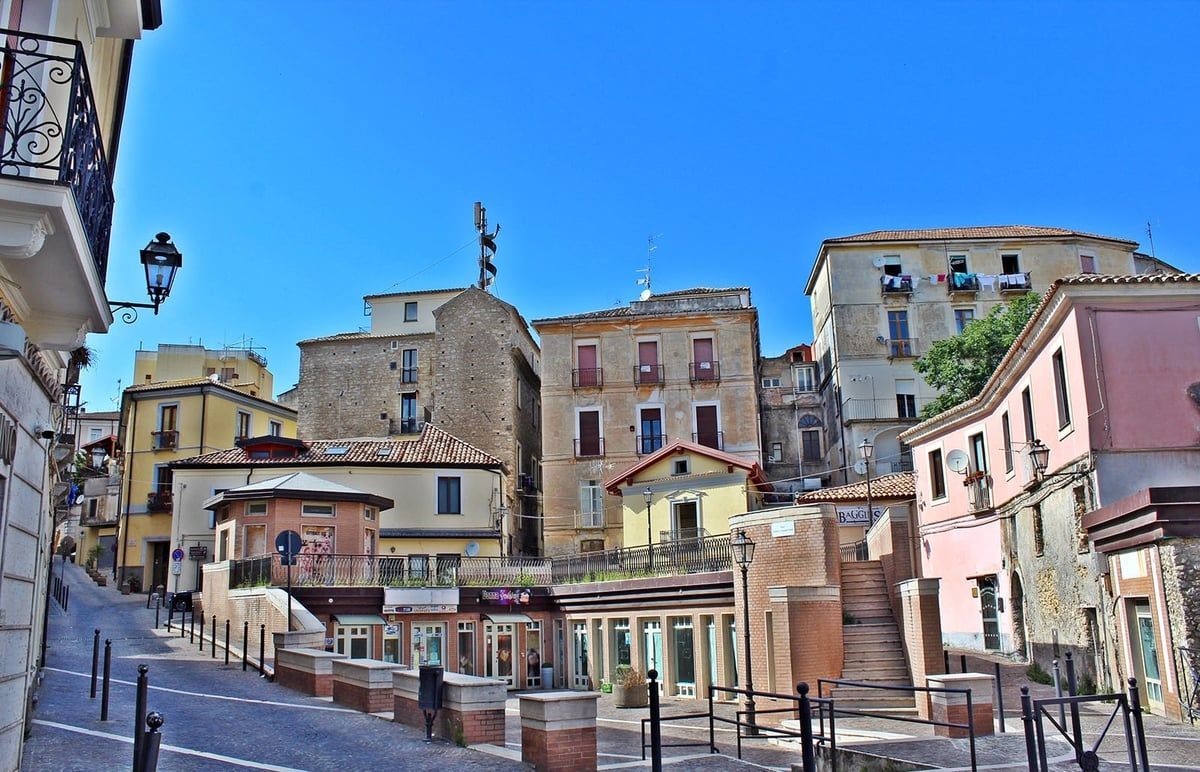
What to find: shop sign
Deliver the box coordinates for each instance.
[383,604,457,614]
[836,505,884,525]
[188,545,208,560]
[384,625,399,636]
[770,520,795,537]
[479,588,532,606]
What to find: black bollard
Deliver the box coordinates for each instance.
[154,597,160,629]
[1129,678,1150,772]
[1019,687,1037,772]
[198,613,204,652]
[960,653,968,673]
[224,619,230,665]
[648,669,662,772]
[944,649,950,673]
[167,602,172,632]
[190,611,195,644]
[1065,652,1082,762]
[90,629,100,699]
[100,639,112,721]
[64,584,69,611]
[211,616,216,659]
[798,683,815,772]
[242,621,249,671]
[259,624,265,676]
[141,712,164,772]
[133,664,149,772]
[994,661,1006,733]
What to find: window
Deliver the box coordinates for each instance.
[887,311,912,356]
[579,481,604,528]
[671,617,696,697]
[400,392,419,433]
[236,411,251,440]
[769,443,783,463]
[673,458,691,475]
[637,340,661,385]
[948,254,969,274]
[761,377,782,388]
[458,622,476,675]
[793,365,816,392]
[302,524,334,553]
[159,404,178,431]
[411,623,445,666]
[882,255,902,276]
[243,524,266,558]
[1001,412,1014,473]
[336,625,371,659]
[954,308,975,334]
[929,449,946,499]
[516,379,524,410]
[895,378,917,419]
[88,427,103,442]
[389,340,399,351]
[576,409,603,457]
[268,420,282,436]
[801,429,821,462]
[401,349,417,383]
[694,403,721,449]
[1052,349,1071,429]
[408,554,429,581]
[969,432,988,474]
[365,528,376,556]
[246,501,267,516]
[692,336,716,381]
[302,502,335,517]
[575,342,601,387]
[1080,255,1096,274]
[639,406,664,454]
[404,301,418,322]
[365,506,377,521]
[437,476,461,514]
[1001,253,1022,274]
[1032,504,1045,556]
[1021,387,1035,443]
[220,367,237,382]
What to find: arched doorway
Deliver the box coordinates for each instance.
[1011,573,1028,660]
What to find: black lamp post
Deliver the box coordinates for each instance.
[643,488,653,570]
[732,528,757,734]
[108,233,183,322]
[859,438,875,526]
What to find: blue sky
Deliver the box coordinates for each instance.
[81,1,1200,408]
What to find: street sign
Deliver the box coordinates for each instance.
[171,548,185,562]
[170,561,182,575]
[275,530,302,566]
[188,545,208,560]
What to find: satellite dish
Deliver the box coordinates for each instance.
[853,460,868,475]
[639,288,652,301]
[945,449,970,475]
[872,256,886,268]
[464,541,480,557]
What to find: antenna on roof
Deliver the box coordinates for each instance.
[1146,220,1157,259]
[636,234,660,300]
[474,201,500,292]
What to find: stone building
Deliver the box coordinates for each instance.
[293,286,542,554]
[758,343,825,501]
[533,288,761,556]
[804,226,1143,486]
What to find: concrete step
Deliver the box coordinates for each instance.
[842,623,901,638]
[842,598,893,611]
[841,664,910,680]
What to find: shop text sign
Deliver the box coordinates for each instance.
[383,604,456,614]
[836,505,884,525]
[479,588,532,605]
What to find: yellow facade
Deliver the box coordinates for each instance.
[117,378,297,590]
[133,343,274,398]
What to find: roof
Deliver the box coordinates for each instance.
[123,377,297,413]
[363,287,468,301]
[604,438,769,494]
[202,472,394,511]
[77,411,120,421]
[795,472,915,503]
[532,287,752,325]
[901,273,1200,440]
[823,226,1137,246]
[171,423,501,469]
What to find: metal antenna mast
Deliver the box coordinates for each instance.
[1146,220,1157,259]
[474,202,500,292]
[637,234,660,299]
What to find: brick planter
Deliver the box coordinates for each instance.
[394,670,507,746]
[519,691,600,771]
[331,659,408,714]
[927,673,994,738]
[275,648,346,697]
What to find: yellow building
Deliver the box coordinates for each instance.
[604,439,770,547]
[133,342,275,397]
[116,376,297,591]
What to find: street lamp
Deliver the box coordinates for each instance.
[1028,439,1050,480]
[89,445,107,470]
[108,233,183,322]
[859,438,875,526]
[643,488,654,570]
[732,528,757,734]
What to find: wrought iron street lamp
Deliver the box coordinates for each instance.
[859,438,875,526]
[108,233,183,322]
[732,528,757,734]
[1029,439,1050,480]
[89,445,107,470]
[643,488,654,569]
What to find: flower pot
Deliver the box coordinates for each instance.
[613,682,649,708]
[541,665,554,689]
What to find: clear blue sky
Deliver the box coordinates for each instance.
[81,1,1200,408]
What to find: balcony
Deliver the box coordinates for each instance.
[400,367,418,383]
[841,397,933,423]
[948,272,980,293]
[151,430,178,450]
[999,272,1033,292]
[636,434,667,456]
[692,431,724,451]
[634,364,664,386]
[966,473,993,512]
[880,275,913,295]
[398,418,423,434]
[574,436,605,458]
[659,527,710,543]
[0,29,115,350]
[572,368,603,389]
[146,491,172,512]
[574,511,605,530]
[887,338,918,358]
[689,361,720,384]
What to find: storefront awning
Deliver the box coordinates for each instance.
[333,614,387,626]
[482,612,533,624]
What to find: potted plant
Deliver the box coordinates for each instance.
[612,665,648,708]
[541,660,555,690]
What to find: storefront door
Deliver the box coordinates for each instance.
[643,620,664,692]
[485,623,517,688]
[572,622,591,689]
[1133,602,1164,710]
[412,623,445,666]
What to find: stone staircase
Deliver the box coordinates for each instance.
[831,560,916,710]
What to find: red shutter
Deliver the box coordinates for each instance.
[638,341,659,384]
[692,338,715,381]
[578,411,601,456]
[695,405,719,449]
[577,344,597,386]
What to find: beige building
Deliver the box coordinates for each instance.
[133,342,274,397]
[758,344,824,500]
[533,288,762,556]
[804,226,1141,486]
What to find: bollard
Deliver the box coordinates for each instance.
[960,653,968,673]
[141,712,164,772]
[199,613,204,652]
[944,649,950,673]
[100,639,112,721]
[1052,659,1066,729]
[798,683,815,772]
[90,629,100,699]
[1019,687,1037,772]
[224,619,231,665]
[211,616,216,659]
[134,664,149,772]
[64,584,69,611]
[259,624,265,676]
[242,621,249,671]
[190,611,195,644]
[167,602,172,632]
[647,669,663,772]
[1128,678,1150,772]
[994,660,1006,733]
[1065,652,1082,763]
[154,597,161,629]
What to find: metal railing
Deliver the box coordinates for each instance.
[967,474,992,512]
[398,418,423,434]
[949,272,981,292]
[1176,646,1200,725]
[0,28,113,280]
[150,430,177,450]
[689,361,720,383]
[887,338,918,358]
[574,437,605,458]
[881,275,913,294]
[636,434,667,455]
[146,491,172,512]
[692,431,724,450]
[572,368,603,388]
[549,534,732,583]
[1000,272,1032,291]
[841,397,932,422]
[634,364,665,386]
[839,539,869,562]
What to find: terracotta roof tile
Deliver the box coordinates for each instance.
[824,225,1137,246]
[297,330,430,345]
[795,472,914,503]
[171,424,500,468]
[123,377,296,413]
[363,287,468,301]
[533,287,752,325]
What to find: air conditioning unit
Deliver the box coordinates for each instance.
[802,477,823,491]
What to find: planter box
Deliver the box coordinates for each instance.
[613,683,648,708]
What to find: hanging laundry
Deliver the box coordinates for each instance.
[979,274,997,290]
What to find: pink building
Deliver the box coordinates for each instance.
[902,274,1200,719]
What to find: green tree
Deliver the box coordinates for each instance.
[914,291,1043,419]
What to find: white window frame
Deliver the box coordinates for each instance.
[245,501,267,516]
[301,502,335,517]
[792,365,816,393]
[573,405,604,443]
[579,481,604,528]
[691,400,723,440]
[268,420,282,436]
[335,625,372,658]
[235,410,252,440]
[761,376,782,388]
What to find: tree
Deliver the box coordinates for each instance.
[914,291,1043,419]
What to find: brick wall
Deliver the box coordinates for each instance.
[394,694,505,745]
[332,681,393,714]
[200,562,301,666]
[521,725,597,771]
[898,578,944,718]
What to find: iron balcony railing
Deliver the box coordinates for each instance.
[0,28,113,281]
[966,474,993,512]
[999,272,1033,291]
[841,397,933,422]
[146,491,172,512]
[948,272,981,292]
[692,431,724,451]
[634,364,664,386]
[574,436,605,458]
[636,433,667,456]
[880,275,913,294]
[887,337,918,358]
[572,368,603,388]
[689,361,720,383]
[398,418,423,434]
[400,367,418,383]
[839,539,869,562]
[574,511,605,530]
[227,533,734,589]
[151,430,178,449]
